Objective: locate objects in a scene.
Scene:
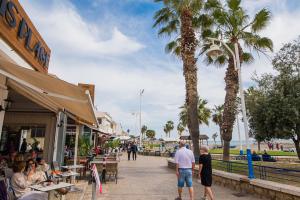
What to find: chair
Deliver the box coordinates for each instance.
[94,164,105,183]
[105,163,118,184]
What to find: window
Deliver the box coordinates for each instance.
[31,127,46,138]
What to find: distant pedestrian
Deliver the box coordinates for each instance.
[280,144,283,151]
[198,145,214,200]
[174,140,195,200]
[276,143,279,150]
[20,139,27,154]
[127,143,132,161]
[131,143,138,160]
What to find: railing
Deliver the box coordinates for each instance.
[212,159,300,186]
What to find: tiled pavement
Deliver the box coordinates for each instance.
[76,155,258,200]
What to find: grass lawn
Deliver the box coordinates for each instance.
[209,149,297,156]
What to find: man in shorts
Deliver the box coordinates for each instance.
[174,140,195,200]
[198,145,214,200]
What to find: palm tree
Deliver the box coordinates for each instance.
[164,121,174,138]
[153,0,210,158]
[177,122,185,137]
[179,98,211,127]
[163,126,168,138]
[141,125,148,140]
[212,132,218,145]
[203,0,273,160]
[212,105,224,146]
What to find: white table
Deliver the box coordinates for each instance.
[61,165,85,170]
[59,171,80,183]
[30,182,73,200]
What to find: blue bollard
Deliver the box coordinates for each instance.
[239,149,244,155]
[246,148,255,179]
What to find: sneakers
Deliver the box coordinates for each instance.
[200,197,208,200]
[175,197,182,200]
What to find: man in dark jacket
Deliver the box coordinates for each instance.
[131,143,138,160]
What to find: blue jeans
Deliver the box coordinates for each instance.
[178,168,193,188]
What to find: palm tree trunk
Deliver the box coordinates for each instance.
[219,126,223,147]
[180,9,200,160]
[222,55,239,161]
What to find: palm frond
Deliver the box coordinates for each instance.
[227,0,241,11]
[165,39,181,56]
[251,8,271,33]
[241,52,254,64]
[153,7,175,28]
[204,0,222,11]
[157,19,179,36]
[243,32,273,52]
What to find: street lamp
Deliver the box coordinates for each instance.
[206,37,255,179]
[139,89,144,148]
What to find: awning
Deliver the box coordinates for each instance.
[0,58,98,127]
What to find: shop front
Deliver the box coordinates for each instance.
[0,0,99,164]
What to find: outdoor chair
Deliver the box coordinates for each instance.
[94,163,106,183]
[105,163,118,184]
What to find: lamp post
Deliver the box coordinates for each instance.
[236,113,243,155]
[206,37,254,179]
[139,89,144,148]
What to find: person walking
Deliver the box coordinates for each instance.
[198,146,214,200]
[131,143,138,160]
[175,140,195,200]
[127,143,132,161]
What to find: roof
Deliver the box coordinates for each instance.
[0,57,98,127]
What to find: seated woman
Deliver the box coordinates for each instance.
[11,161,47,200]
[26,159,46,184]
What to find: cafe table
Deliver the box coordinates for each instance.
[59,171,79,183]
[30,182,73,200]
[90,160,118,164]
[61,165,85,170]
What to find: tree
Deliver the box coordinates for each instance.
[212,105,224,146]
[179,98,211,127]
[212,132,218,145]
[246,37,300,159]
[153,0,211,158]
[146,129,156,139]
[163,126,168,138]
[164,121,174,138]
[177,122,185,137]
[141,125,148,140]
[204,0,273,160]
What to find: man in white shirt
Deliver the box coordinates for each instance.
[174,140,195,200]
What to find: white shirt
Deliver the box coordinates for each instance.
[174,147,195,169]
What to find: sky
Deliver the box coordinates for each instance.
[20,0,300,141]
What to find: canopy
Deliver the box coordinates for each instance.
[0,58,98,127]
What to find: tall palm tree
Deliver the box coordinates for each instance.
[212,132,218,145]
[203,0,273,160]
[153,0,211,158]
[163,126,168,138]
[141,125,148,140]
[165,121,174,137]
[177,122,185,137]
[212,105,224,146]
[179,98,211,127]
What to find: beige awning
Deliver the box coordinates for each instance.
[0,58,98,127]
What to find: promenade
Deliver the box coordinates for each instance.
[82,155,258,200]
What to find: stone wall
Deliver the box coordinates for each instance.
[167,159,300,200]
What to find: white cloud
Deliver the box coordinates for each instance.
[21,1,144,57]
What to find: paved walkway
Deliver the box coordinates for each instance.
[83,155,258,200]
